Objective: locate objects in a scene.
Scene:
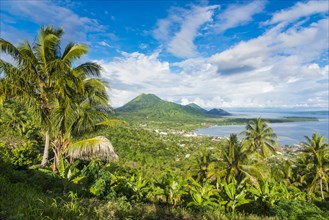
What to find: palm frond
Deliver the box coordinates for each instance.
[0,38,20,61]
[0,60,20,78]
[35,26,62,64]
[18,40,38,66]
[70,107,108,136]
[74,62,102,77]
[67,136,118,161]
[62,43,88,63]
[83,78,109,105]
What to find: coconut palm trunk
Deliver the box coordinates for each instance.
[40,130,50,167]
[320,178,324,201]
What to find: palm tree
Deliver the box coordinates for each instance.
[50,77,115,171]
[0,25,113,168]
[241,118,278,158]
[189,147,218,182]
[0,100,40,148]
[301,133,329,200]
[1,26,65,166]
[269,157,295,186]
[0,101,28,136]
[218,134,264,185]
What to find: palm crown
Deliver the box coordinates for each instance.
[0,25,114,169]
[241,118,278,158]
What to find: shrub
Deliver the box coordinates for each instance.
[269,200,327,220]
[0,140,42,169]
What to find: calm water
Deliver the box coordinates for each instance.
[196,110,329,146]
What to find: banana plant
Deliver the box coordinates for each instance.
[89,171,113,198]
[187,178,219,211]
[58,154,85,194]
[156,172,186,206]
[219,178,250,215]
[126,172,150,202]
[286,185,307,201]
[247,178,290,209]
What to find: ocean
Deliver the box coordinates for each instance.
[196,109,329,146]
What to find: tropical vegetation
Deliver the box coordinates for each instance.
[1,26,328,219]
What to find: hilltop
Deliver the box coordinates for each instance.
[187,103,231,117]
[115,93,231,122]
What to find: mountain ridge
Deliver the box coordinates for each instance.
[115,93,231,120]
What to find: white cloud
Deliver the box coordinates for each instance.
[265,1,329,25]
[167,5,218,58]
[100,12,328,109]
[98,44,328,109]
[152,1,266,58]
[1,0,106,43]
[98,52,178,106]
[214,1,265,32]
[153,15,178,42]
[209,18,328,77]
[98,41,112,48]
[153,4,219,58]
[139,43,148,49]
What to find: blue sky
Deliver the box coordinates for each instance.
[1,0,328,109]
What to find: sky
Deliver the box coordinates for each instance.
[0,0,328,109]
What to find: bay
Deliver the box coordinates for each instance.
[196,110,329,146]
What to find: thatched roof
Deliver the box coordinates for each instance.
[67,136,118,161]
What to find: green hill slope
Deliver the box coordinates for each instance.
[116,93,162,112]
[116,93,206,120]
[186,103,208,114]
[186,103,231,116]
[115,94,231,123]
